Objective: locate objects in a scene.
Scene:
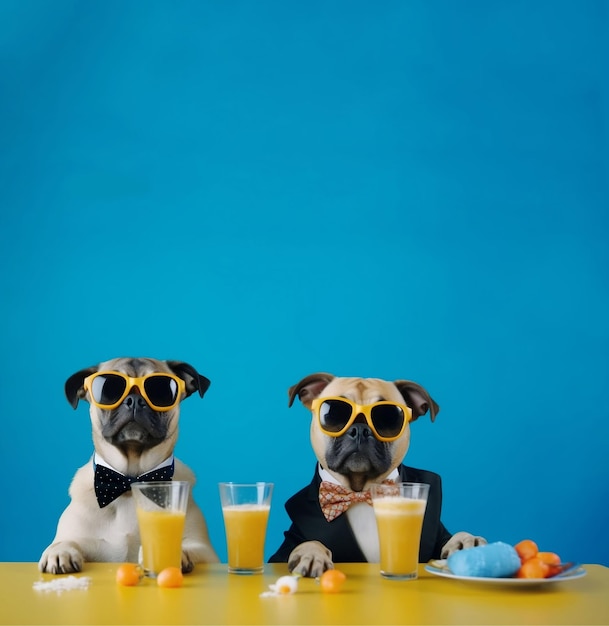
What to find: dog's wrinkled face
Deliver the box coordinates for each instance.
[65,357,210,471]
[289,373,439,493]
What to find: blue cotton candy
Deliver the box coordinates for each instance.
[447,542,521,578]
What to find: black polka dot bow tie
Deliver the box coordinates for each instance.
[93,460,175,508]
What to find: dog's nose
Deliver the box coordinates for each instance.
[347,420,373,442]
[123,393,149,410]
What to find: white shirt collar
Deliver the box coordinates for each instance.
[318,463,399,486]
[93,452,174,476]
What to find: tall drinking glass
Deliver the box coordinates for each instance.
[371,482,429,580]
[218,482,273,574]
[131,481,190,578]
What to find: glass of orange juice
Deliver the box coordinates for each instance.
[371,482,429,580]
[131,481,190,578]
[218,482,273,574]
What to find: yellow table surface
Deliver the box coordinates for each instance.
[2,562,608,626]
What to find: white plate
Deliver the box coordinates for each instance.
[424,561,587,586]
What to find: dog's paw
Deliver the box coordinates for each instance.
[39,541,84,574]
[287,541,333,578]
[441,531,487,559]
[181,550,196,574]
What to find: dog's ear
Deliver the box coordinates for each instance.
[65,367,98,410]
[288,372,335,408]
[166,361,211,398]
[393,380,440,423]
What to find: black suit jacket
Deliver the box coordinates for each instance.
[269,464,452,563]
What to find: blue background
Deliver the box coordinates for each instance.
[1,1,608,567]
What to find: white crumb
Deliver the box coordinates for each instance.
[260,575,299,597]
[33,576,92,593]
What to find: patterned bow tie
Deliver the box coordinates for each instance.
[93,459,175,508]
[318,481,371,522]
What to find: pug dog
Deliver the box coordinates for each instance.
[269,373,486,577]
[39,357,219,574]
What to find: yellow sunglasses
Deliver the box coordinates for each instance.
[311,397,412,442]
[83,371,186,412]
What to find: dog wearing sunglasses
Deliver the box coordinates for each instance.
[269,373,486,577]
[39,357,219,574]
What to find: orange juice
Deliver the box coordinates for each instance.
[373,496,427,578]
[222,504,270,572]
[136,508,186,575]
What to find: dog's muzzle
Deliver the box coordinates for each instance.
[101,395,169,447]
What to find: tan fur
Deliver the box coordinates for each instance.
[39,357,219,574]
[309,377,411,490]
[286,373,486,577]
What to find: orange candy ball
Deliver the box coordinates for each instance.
[538,551,563,577]
[514,540,563,579]
[514,539,539,564]
[537,551,561,566]
[115,563,143,586]
[516,556,550,579]
[319,569,347,593]
[156,566,184,588]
